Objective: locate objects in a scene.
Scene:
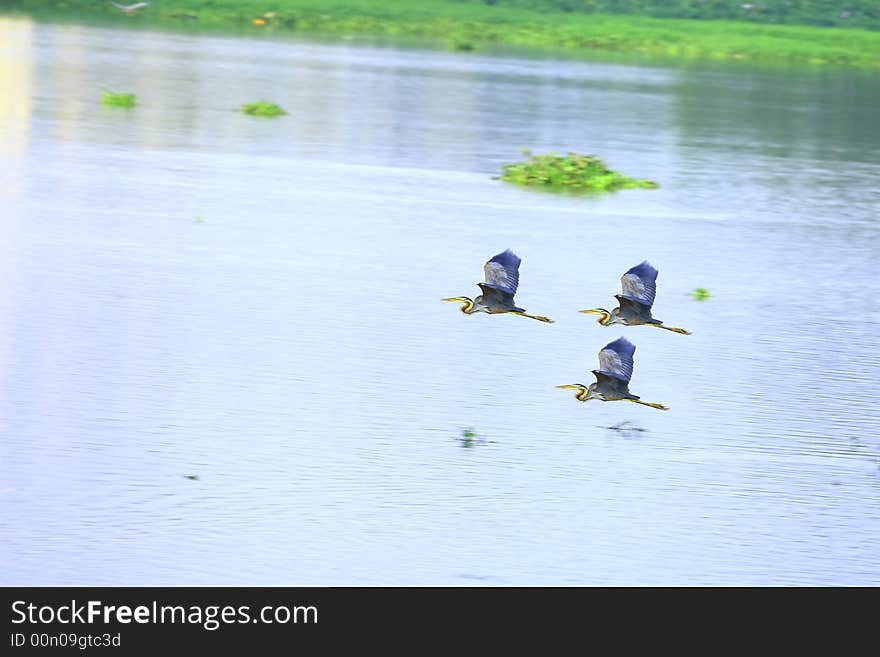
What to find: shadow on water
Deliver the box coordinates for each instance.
[605,421,647,437]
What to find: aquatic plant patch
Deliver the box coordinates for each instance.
[499,152,658,192]
[239,101,287,117]
[101,91,137,108]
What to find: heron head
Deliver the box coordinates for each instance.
[578,308,612,325]
[555,384,590,402]
[441,296,474,314]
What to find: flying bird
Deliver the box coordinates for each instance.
[556,336,668,410]
[579,261,690,334]
[109,2,150,14]
[442,250,553,323]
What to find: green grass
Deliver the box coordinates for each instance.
[239,100,287,117]
[100,90,137,108]
[499,151,658,192]
[5,0,880,68]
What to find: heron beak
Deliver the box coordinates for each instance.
[555,384,579,389]
[578,309,602,315]
[441,297,466,302]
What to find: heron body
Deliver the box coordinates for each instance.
[556,336,668,410]
[442,250,553,323]
[580,261,691,335]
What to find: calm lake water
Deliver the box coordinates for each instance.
[1,17,878,585]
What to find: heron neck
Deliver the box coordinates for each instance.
[594,309,615,326]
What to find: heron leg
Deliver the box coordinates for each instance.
[625,398,669,411]
[652,323,691,335]
[511,311,554,323]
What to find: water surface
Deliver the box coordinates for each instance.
[1,18,878,585]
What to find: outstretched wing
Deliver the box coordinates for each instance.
[483,249,521,296]
[592,370,630,394]
[619,261,658,308]
[614,295,657,323]
[596,336,636,382]
[477,283,518,311]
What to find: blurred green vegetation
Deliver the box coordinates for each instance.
[461,428,478,448]
[4,1,879,67]
[240,100,287,116]
[100,91,136,108]
[466,1,880,30]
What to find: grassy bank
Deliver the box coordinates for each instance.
[460,1,880,31]
[5,0,880,68]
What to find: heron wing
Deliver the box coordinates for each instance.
[483,249,521,295]
[592,370,630,393]
[477,283,517,310]
[596,336,636,382]
[615,295,657,322]
[619,261,658,307]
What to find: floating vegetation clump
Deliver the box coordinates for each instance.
[101,91,137,108]
[240,100,287,117]
[460,428,479,448]
[499,150,658,192]
[691,287,711,301]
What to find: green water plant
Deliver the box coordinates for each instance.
[691,287,711,301]
[239,100,287,117]
[499,151,658,192]
[460,428,478,448]
[101,90,137,108]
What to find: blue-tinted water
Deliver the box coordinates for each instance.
[0,18,878,584]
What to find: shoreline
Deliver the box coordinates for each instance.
[3,0,880,69]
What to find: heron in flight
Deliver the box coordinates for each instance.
[442,250,554,323]
[109,2,150,14]
[556,336,668,410]
[579,261,691,334]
